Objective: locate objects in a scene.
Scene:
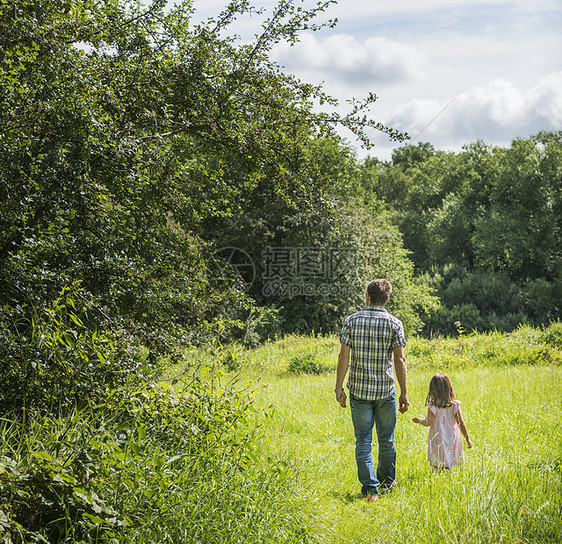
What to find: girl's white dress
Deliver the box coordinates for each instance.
[427,400,464,468]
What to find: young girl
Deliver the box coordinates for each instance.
[412,373,472,469]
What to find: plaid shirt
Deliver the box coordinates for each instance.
[340,306,406,400]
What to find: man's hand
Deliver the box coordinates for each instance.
[335,389,347,408]
[398,393,409,413]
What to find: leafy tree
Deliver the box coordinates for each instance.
[391,142,436,170]
[418,266,528,335]
[0,0,408,362]
[202,137,437,340]
[472,135,562,282]
[359,143,438,210]
[371,133,562,333]
[388,151,451,272]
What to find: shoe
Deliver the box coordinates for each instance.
[366,493,379,502]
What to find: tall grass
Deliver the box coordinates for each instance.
[2,326,560,542]
[239,329,562,544]
[0,366,314,543]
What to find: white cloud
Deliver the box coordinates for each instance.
[528,71,562,123]
[186,0,562,160]
[457,80,528,126]
[384,71,562,148]
[272,32,426,84]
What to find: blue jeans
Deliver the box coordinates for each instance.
[350,392,397,496]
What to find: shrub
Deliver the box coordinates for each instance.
[0,365,314,543]
[288,352,329,375]
[418,268,531,335]
[0,285,148,416]
[543,321,562,349]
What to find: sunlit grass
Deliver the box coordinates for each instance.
[240,332,562,544]
[4,328,559,542]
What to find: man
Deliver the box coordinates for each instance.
[335,279,409,502]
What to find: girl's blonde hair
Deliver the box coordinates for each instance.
[425,373,455,408]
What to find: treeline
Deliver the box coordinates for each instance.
[361,134,562,335]
[1,0,560,371]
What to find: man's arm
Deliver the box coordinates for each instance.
[335,343,350,408]
[393,345,409,413]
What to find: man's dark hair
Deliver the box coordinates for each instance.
[366,279,392,306]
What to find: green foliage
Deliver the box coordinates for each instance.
[543,320,562,349]
[212,342,247,372]
[288,352,329,375]
[0,0,409,357]
[0,362,314,543]
[417,266,529,335]
[370,133,562,334]
[0,428,123,543]
[0,0,432,378]
[0,285,149,416]
[203,136,436,340]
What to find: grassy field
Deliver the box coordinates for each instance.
[3,327,560,542]
[225,330,562,544]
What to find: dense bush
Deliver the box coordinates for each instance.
[543,320,562,349]
[0,285,149,417]
[0,366,313,543]
[288,352,330,375]
[417,267,531,336]
[405,325,562,369]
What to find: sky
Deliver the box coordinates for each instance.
[190,0,562,160]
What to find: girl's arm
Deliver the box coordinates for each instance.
[412,408,433,427]
[455,407,473,448]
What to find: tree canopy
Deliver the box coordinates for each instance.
[368,132,562,334]
[1,0,423,399]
